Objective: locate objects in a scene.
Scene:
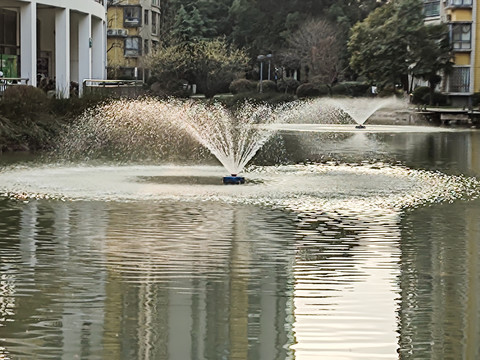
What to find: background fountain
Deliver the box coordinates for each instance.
[322,96,404,128]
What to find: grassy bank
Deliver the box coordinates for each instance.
[0,86,109,153]
[0,85,299,153]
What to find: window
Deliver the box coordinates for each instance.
[152,12,158,35]
[424,1,440,17]
[144,9,149,25]
[152,0,160,7]
[452,23,471,50]
[144,39,149,55]
[124,6,142,27]
[448,0,473,6]
[152,40,159,51]
[449,67,470,93]
[124,36,142,57]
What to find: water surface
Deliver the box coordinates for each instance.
[1,126,480,359]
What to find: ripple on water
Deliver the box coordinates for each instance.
[0,163,477,215]
[0,162,479,359]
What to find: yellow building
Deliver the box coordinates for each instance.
[424,0,478,105]
[107,0,161,81]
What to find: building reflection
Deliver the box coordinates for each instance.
[101,202,296,360]
[398,198,480,359]
[0,200,297,359]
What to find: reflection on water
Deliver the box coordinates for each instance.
[399,199,480,359]
[1,129,480,359]
[0,200,297,359]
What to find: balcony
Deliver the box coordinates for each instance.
[445,0,473,8]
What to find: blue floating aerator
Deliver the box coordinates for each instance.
[223,174,245,185]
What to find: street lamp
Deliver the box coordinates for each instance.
[257,54,265,93]
[266,53,273,81]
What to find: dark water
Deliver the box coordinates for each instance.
[1,129,480,359]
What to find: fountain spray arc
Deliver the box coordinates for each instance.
[178,101,278,184]
[323,97,403,129]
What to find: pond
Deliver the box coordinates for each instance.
[1,125,480,359]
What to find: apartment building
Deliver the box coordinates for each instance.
[424,0,478,105]
[106,0,161,81]
[0,0,107,97]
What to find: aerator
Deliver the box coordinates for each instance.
[222,174,245,185]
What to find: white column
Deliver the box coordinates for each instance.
[20,1,37,87]
[91,18,105,80]
[78,14,92,96]
[55,8,70,98]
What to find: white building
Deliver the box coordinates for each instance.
[0,0,107,97]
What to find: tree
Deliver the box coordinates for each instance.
[409,24,452,104]
[348,0,451,92]
[171,5,212,43]
[281,19,340,85]
[348,1,409,88]
[146,38,249,97]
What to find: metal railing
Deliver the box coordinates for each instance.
[82,79,146,98]
[0,78,30,97]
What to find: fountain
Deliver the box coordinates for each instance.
[323,96,402,128]
[0,96,476,206]
[56,99,280,185]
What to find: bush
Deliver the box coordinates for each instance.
[229,78,257,94]
[315,84,330,96]
[216,91,295,108]
[330,83,348,96]
[1,85,49,116]
[257,80,277,93]
[277,78,300,94]
[296,83,321,98]
[411,86,430,104]
[377,87,400,97]
[150,79,191,98]
[422,92,448,106]
[344,82,370,97]
[471,92,480,106]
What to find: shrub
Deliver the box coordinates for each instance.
[216,91,295,108]
[472,93,480,107]
[2,85,48,111]
[257,80,277,93]
[422,92,448,106]
[277,78,300,94]
[1,85,49,116]
[344,82,370,97]
[316,84,330,96]
[150,79,191,98]
[330,83,348,96]
[330,82,371,97]
[411,86,430,104]
[229,78,256,94]
[296,83,321,98]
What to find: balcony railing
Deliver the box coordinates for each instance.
[446,0,473,7]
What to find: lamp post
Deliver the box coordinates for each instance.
[266,53,273,81]
[257,54,265,93]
